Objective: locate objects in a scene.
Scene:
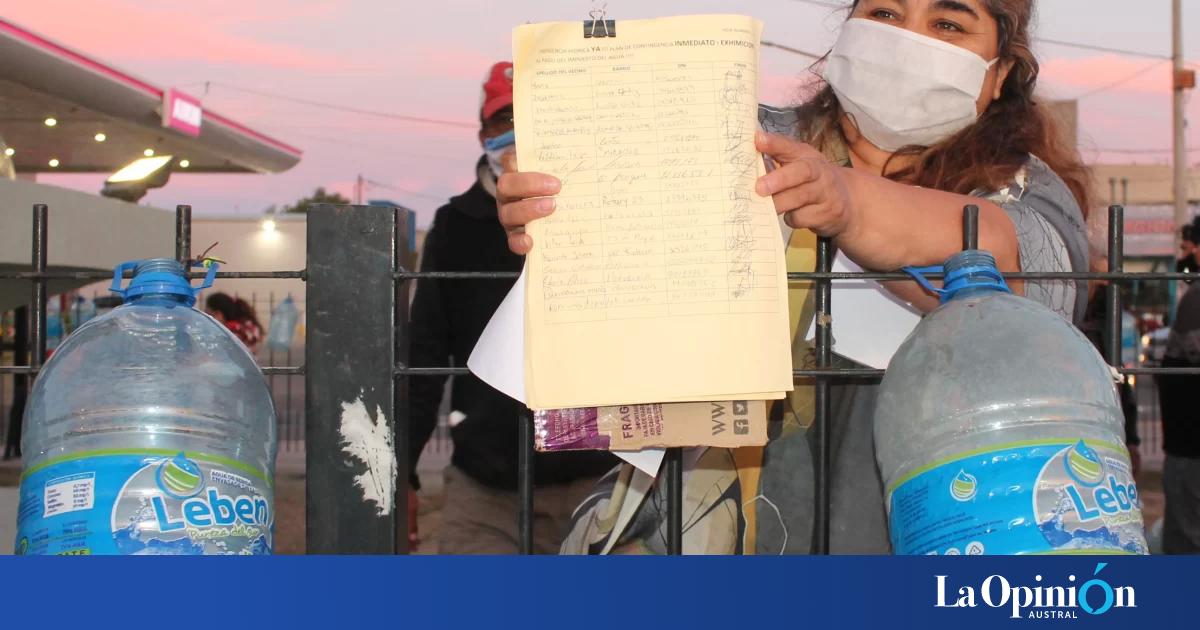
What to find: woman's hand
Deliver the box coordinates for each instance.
[755,132,856,239]
[496,152,560,255]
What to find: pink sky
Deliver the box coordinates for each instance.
[6,0,1198,227]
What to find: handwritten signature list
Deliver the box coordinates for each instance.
[529,57,780,323]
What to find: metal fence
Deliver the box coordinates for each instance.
[1,202,1198,554]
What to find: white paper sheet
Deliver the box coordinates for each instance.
[468,270,666,476]
[805,255,923,369]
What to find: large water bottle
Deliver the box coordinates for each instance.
[15,259,277,555]
[876,250,1147,555]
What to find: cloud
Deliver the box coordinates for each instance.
[4,0,358,72]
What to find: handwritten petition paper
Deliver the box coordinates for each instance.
[514,15,792,409]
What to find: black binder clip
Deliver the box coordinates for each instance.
[584,7,615,38]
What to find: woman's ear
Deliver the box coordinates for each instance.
[993,59,1017,100]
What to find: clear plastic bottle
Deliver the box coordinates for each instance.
[266,295,299,352]
[15,259,277,555]
[44,295,63,353]
[876,250,1147,555]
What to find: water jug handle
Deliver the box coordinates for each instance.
[900,265,946,298]
[193,259,219,296]
[109,260,140,297]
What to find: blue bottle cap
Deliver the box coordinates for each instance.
[109,258,218,306]
[902,250,1011,304]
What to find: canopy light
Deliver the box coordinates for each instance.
[44,117,57,127]
[102,155,175,202]
[261,218,277,232]
[94,133,107,142]
[48,159,59,168]
[179,159,190,168]
[3,148,13,157]
[143,148,155,157]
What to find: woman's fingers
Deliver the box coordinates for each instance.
[496,171,559,255]
[783,204,838,234]
[768,182,822,215]
[755,131,824,163]
[497,172,561,206]
[499,196,556,232]
[757,159,821,197]
[500,149,518,174]
[507,230,534,256]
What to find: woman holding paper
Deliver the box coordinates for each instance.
[499,0,1090,553]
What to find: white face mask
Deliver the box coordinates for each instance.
[822,18,999,152]
[484,129,515,178]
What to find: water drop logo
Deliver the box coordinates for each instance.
[1064,440,1105,488]
[950,469,978,501]
[155,453,204,499]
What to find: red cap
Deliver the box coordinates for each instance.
[480,61,514,121]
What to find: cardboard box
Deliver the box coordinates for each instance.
[534,400,768,451]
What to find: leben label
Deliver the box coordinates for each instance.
[888,440,1147,555]
[16,451,272,556]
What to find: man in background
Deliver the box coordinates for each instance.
[1158,276,1200,553]
[1179,218,1198,279]
[406,62,615,553]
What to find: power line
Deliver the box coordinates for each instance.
[1073,60,1168,99]
[1036,38,1171,60]
[362,178,451,202]
[761,40,824,59]
[1090,146,1200,155]
[206,82,478,129]
[282,131,466,162]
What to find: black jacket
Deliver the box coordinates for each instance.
[408,160,617,490]
[1158,286,1200,458]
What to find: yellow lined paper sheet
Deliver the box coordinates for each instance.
[514,15,793,409]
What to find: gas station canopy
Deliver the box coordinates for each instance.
[0,18,301,174]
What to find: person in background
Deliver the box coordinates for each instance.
[1157,280,1200,553]
[205,292,263,352]
[406,62,615,554]
[1178,217,1198,281]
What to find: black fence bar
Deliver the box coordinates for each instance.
[385,364,1200,378]
[393,207,412,554]
[812,236,833,554]
[665,447,683,555]
[175,205,191,264]
[4,361,1191,378]
[261,366,305,376]
[963,204,980,250]
[1,269,1194,283]
[30,205,47,384]
[518,409,534,554]
[1107,206,1125,366]
[0,270,306,280]
[305,205,402,553]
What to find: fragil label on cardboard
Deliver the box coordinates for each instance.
[534,400,767,452]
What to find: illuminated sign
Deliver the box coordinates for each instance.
[162,89,202,137]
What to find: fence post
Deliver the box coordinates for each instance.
[305,204,402,553]
[393,206,412,554]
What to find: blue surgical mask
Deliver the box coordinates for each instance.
[484,129,515,177]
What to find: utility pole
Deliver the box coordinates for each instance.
[1172,0,1193,242]
[355,174,364,205]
